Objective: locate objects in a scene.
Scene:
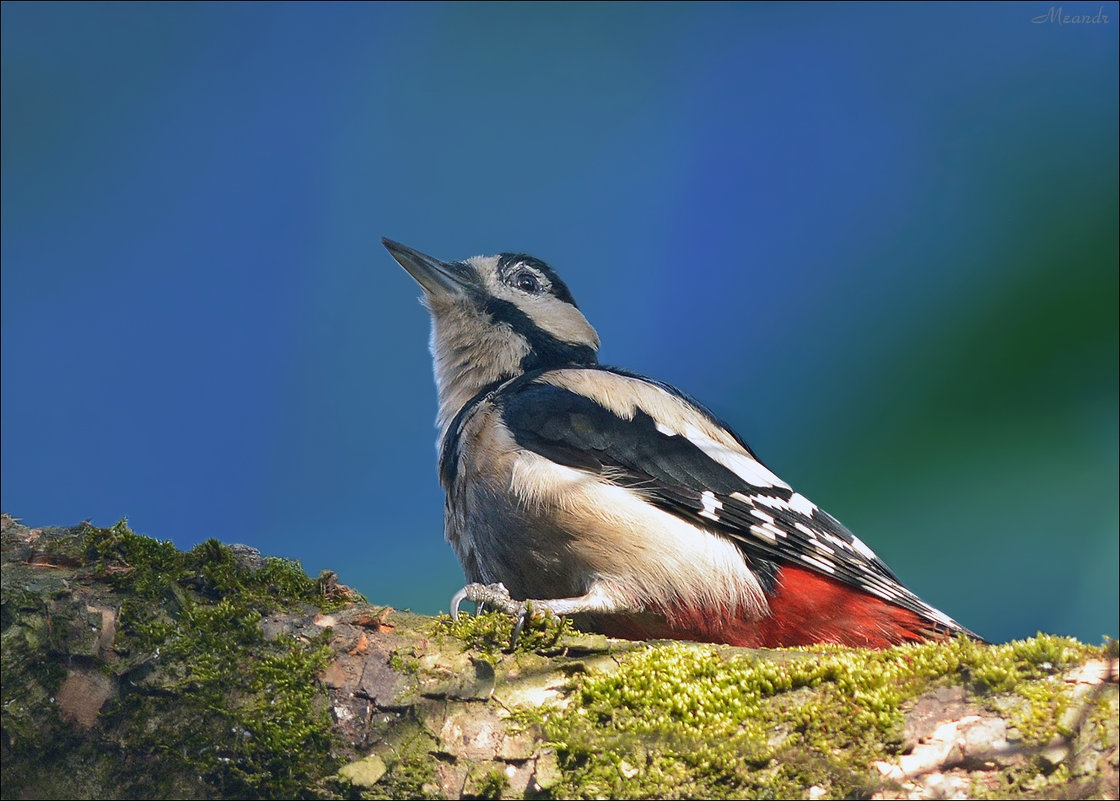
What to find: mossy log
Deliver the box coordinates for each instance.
[1,513,1116,800]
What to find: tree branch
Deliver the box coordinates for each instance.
[1,514,1115,800]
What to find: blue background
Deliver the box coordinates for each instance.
[3,2,1117,645]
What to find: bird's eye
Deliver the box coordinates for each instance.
[511,269,543,294]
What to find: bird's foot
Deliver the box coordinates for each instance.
[450,582,561,648]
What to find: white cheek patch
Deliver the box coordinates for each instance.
[518,294,600,348]
[472,255,600,351]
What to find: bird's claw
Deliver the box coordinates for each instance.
[450,582,518,620]
[449,583,556,649]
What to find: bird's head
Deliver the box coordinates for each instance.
[383,238,600,433]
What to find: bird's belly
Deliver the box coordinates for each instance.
[445,476,588,600]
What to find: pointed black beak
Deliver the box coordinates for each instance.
[382,238,473,297]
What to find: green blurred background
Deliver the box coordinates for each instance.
[2,3,1117,643]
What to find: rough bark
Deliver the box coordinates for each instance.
[1,513,1116,800]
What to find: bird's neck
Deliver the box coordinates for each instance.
[429,316,529,439]
[433,360,520,439]
[426,299,599,439]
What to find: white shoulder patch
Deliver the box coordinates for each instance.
[679,424,790,490]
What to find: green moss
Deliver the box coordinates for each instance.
[80,521,350,612]
[1009,678,1073,745]
[432,608,574,656]
[969,758,1104,801]
[110,630,336,798]
[463,766,510,799]
[965,633,1093,692]
[0,587,72,770]
[388,650,421,675]
[334,720,441,800]
[3,519,349,799]
[1087,692,1118,752]
[533,634,1104,800]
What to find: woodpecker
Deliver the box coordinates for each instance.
[383,238,981,648]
